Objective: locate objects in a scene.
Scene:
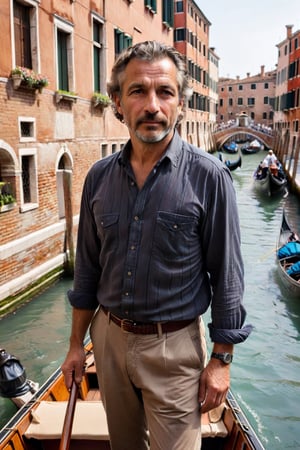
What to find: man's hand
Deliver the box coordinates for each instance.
[198,357,230,414]
[61,344,86,390]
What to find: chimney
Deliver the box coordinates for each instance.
[236,76,240,80]
[246,72,250,78]
[286,25,293,38]
[260,65,265,76]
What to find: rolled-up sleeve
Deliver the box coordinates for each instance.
[201,166,253,343]
[68,173,101,311]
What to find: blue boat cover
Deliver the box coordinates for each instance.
[287,261,300,277]
[277,242,300,259]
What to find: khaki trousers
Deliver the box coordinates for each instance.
[90,309,206,450]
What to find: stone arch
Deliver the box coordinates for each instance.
[0,140,20,206]
[56,145,74,219]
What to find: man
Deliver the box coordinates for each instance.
[61,41,252,450]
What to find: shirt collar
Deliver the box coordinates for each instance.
[118,129,182,168]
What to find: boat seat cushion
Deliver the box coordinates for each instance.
[24,401,109,440]
[24,400,228,441]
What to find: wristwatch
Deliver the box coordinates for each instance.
[211,352,233,364]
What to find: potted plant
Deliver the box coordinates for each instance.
[0,182,16,213]
[10,67,49,92]
[92,92,111,108]
[10,67,23,89]
[55,89,78,103]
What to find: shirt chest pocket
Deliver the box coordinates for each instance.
[154,212,199,261]
[96,213,119,250]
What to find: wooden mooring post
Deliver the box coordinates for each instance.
[63,170,75,276]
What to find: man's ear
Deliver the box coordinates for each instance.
[113,94,122,115]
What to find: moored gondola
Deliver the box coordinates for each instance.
[219,152,242,171]
[222,141,239,154]
[276,209,300,297]
[0,340,265,450]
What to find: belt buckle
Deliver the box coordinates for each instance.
[120,318,136,332]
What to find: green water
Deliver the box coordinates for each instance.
[0,152,300,449]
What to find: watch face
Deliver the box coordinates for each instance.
[223,353,232,363]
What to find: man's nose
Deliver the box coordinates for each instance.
[145,93,159,114]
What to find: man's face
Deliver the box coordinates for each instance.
[114,57,183,144]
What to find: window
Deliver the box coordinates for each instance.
[237,98,243,105]
[92,16,104,93]
[264,96,269,104]
[174,28,186,41]
[219,99,223,107]
[114,29,132,59]
[19,149,38,212]
[262,112,267,119]
[101,144,108,158]
[175,1,183,12]
[250,112,255,120]
[228,98,233,106]
[238,85,243,91]
[162,0,174,27]
[251,84,256,90]
[18,117,36,142]
[144,0,157,13]
[54,17,75,92]
[264,82,269,89]
[228,86,232,92]
[13,0,39,71]
[248,98,255,105]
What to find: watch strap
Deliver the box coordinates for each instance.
[211,352,233,364]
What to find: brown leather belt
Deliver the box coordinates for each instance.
[102,307,194,335]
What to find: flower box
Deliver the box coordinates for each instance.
[55,91,77,104]
[0,203,16,213]
[92,93,111,109]
[10,67,48,92]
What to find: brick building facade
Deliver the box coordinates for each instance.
[174,0,212,148]
[274,24,300,179]
[217,67,276,128]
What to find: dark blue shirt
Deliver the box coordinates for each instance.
[69,131,252,343]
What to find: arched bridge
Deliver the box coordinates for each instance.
[213,126,275,150]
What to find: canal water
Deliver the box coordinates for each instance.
[0,151,300,449]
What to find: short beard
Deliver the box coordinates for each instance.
[135,126,172,143]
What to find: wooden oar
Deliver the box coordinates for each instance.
[59,374,79,450]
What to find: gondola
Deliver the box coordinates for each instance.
[276,209,300,297]
[0,339,265,450]
[222,141,239,154]
[219,152,242,171]
[253,164,287,197]
[241,139,262,155]
[241,145,260,155]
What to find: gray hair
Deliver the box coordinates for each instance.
[107,40,191,123]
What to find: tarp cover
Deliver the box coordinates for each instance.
[287,261,300,277]
[277,242,300,259]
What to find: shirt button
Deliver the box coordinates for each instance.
[127,271,132,276]
[134,216,139,221]
[125,292,129,296]
[173,224,178,229]
[131,245,136,250]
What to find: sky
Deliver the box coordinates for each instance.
[199,0,300,79]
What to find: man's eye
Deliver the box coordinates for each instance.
[130,89,143,95]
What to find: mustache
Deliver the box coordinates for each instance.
[136,113,164,125]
